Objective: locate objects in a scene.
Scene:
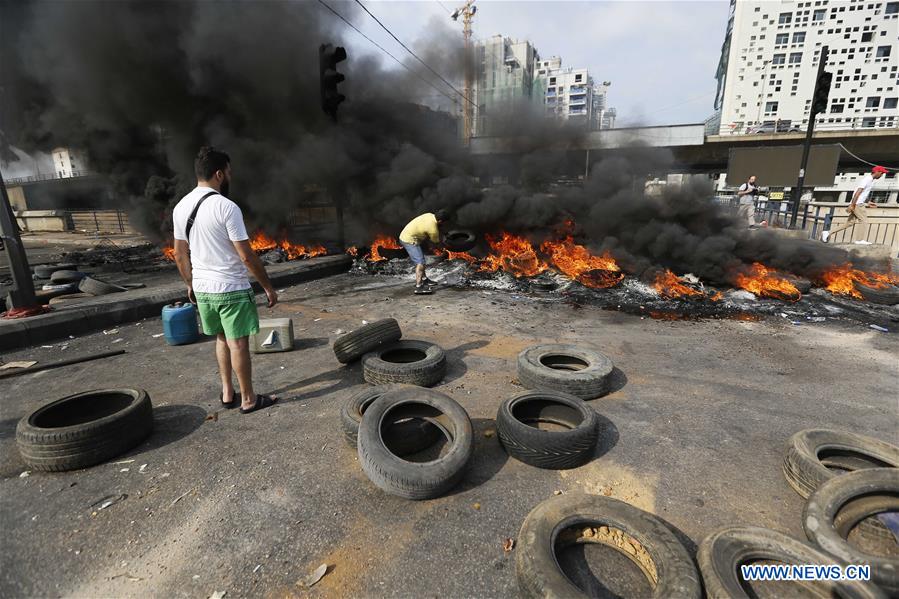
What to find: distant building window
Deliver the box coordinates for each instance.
[790,52,803,63]
[793,31,806,43]
[861,32,873,42]
[862,117,876,127]
[831,103,844,112]
[884,97,898,108]
[776,33,789,44]
[813,8,826,19]
[575,74,582,82]
[779,12,792,23]
[866,96,881,107]
[772,54,786,64]
[885,2,899,14]
[765,101,779,112]
[549,77,556,84]
[538,70,545,75]
[876,46,891,58]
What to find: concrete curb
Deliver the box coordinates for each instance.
[0,255,352,351]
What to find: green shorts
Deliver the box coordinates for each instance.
[195,289,260,340]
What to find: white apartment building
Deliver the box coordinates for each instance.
[535,57,616,130]
[714,0,899,134]
[51,147,87,178]
[473,36,542,136]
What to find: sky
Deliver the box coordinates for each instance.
[328,0,732,126]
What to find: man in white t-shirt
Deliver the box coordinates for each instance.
[736,175,759,227]
[172,146,278,414]
[822,165,888,243]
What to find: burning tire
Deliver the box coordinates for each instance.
[803,468,899,594]
[50,270,88,284]
[332,318,402,364]
[517,344,614,400]
[16,389,153,472]
[697,527,883,599]
[854,282,899,305]
[517,493,701,599]
[340,385,442,455]
[357,387,472,499]
[379,247,408,260]
[782,429,899,499]
[784,275,812,295]
[496,391,598,469]
[362,340,446,387]
[443,230,477,252]
[78,276,128,295]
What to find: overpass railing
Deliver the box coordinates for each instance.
[714,117,897,136]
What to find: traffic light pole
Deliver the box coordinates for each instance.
[790,46,829,229]
[0,171,38,310]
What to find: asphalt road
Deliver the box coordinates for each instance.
[1,272,896,597]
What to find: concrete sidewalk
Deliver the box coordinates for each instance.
[0,255,351,350]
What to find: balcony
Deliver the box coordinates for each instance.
[569,106,587,115]
[569,95,587,106]
[569,85,587,94]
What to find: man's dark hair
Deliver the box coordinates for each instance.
[195,146,230,180]
[434,209,449,222]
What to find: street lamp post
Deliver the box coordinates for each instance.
[0,170,37,311]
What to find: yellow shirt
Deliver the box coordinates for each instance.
[399,213,440,245]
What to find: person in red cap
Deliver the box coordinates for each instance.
[822,165,888,243]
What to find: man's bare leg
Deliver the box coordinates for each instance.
[216,334,235,403]
[227,337,257,409]
[415,263,425,286]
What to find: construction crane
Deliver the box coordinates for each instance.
[450,0,476,143]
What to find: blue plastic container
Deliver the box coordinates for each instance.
[161,302,199,346]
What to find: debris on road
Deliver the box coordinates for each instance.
[205,413,218,422]
[109,573,143,582]
[484,429,495,438]
[1,361,38,370]
[0,350,126,380]
[170,490,192,506]
[209,591,227,599]
[298,564,329,588]
[503,538,515,553]
[473,503,481,510]
[113,459,135,465]
[91,494,127,512]
[152,333,165,338]
[870,324,889,332]
[103,329,119,335]
[19,471,30,478]
[138,464,148,474]
[553,490,563,496]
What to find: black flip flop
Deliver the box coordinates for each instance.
[220,391,240,409]
[239,394,277,414]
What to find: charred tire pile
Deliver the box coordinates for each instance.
[78,276,129,295]
[340,384,442,456]
[517,344,614,400]
[782,429,899,498]
[362,340,446,387]
[50,270,88,284]
[443,230,477,252]
[496,391,598,469]
[803,469,899,594]
[854,282,899,305]
[697,527,884,599]
[33,263,76,279]
[16,389,153,472]
[516,494,702,599]
[357,387,472,499]
[333,318,402,364]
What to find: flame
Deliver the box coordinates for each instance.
[479,232,548,277]
[161,231,326,262]
[162,247,176,261]
[435,248,478,263]
[734,263,801,302]
[540,236,623,289]
[653,270,704,300]
[346,246,359,257]
[368,234,402,262]
[819,264,899,299]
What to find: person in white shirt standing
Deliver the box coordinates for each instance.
[822,165,888,243]
[172,146,278,414]
[736,175,759,227]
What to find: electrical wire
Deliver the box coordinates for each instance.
[315,0,460,107]
[838,142,897,171]
[354,0,478,108]
[435,0,453,15]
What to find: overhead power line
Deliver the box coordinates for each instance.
[315,0,460,107]
[353,0,478,108]
[838,142,897,171]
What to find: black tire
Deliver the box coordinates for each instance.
[443,230,477,252]
[803,468,899,594]
[698,527,884,599]
[496,391,599,469]
[855,282,899,305]
[379,247,408,260]
[782,429,899,499]
[78,276,128,295]
[50,270,87,284]
[785,275,812,295]
[333,318,402,364]
[362,340,446,387]
[340,385,442,455]
[517,493,701,599]
[517,344,614,400]
[16,389,153,472]
[34,263,74,279]
[357,387,472,499]
[48,292,93,306]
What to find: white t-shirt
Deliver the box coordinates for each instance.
[172,186,251,293]
[854,174,875,204]
[738,182,758,204]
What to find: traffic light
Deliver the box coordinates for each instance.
[811,71,832,114]
[319,43,347,121]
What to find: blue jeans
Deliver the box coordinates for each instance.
[401,241,425,265]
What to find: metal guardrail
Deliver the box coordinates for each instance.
[715,117,897,136]
[4,171,92,185]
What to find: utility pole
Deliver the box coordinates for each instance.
[451,0,477,144]
[0,171,37,311]
[790,46,831,228]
